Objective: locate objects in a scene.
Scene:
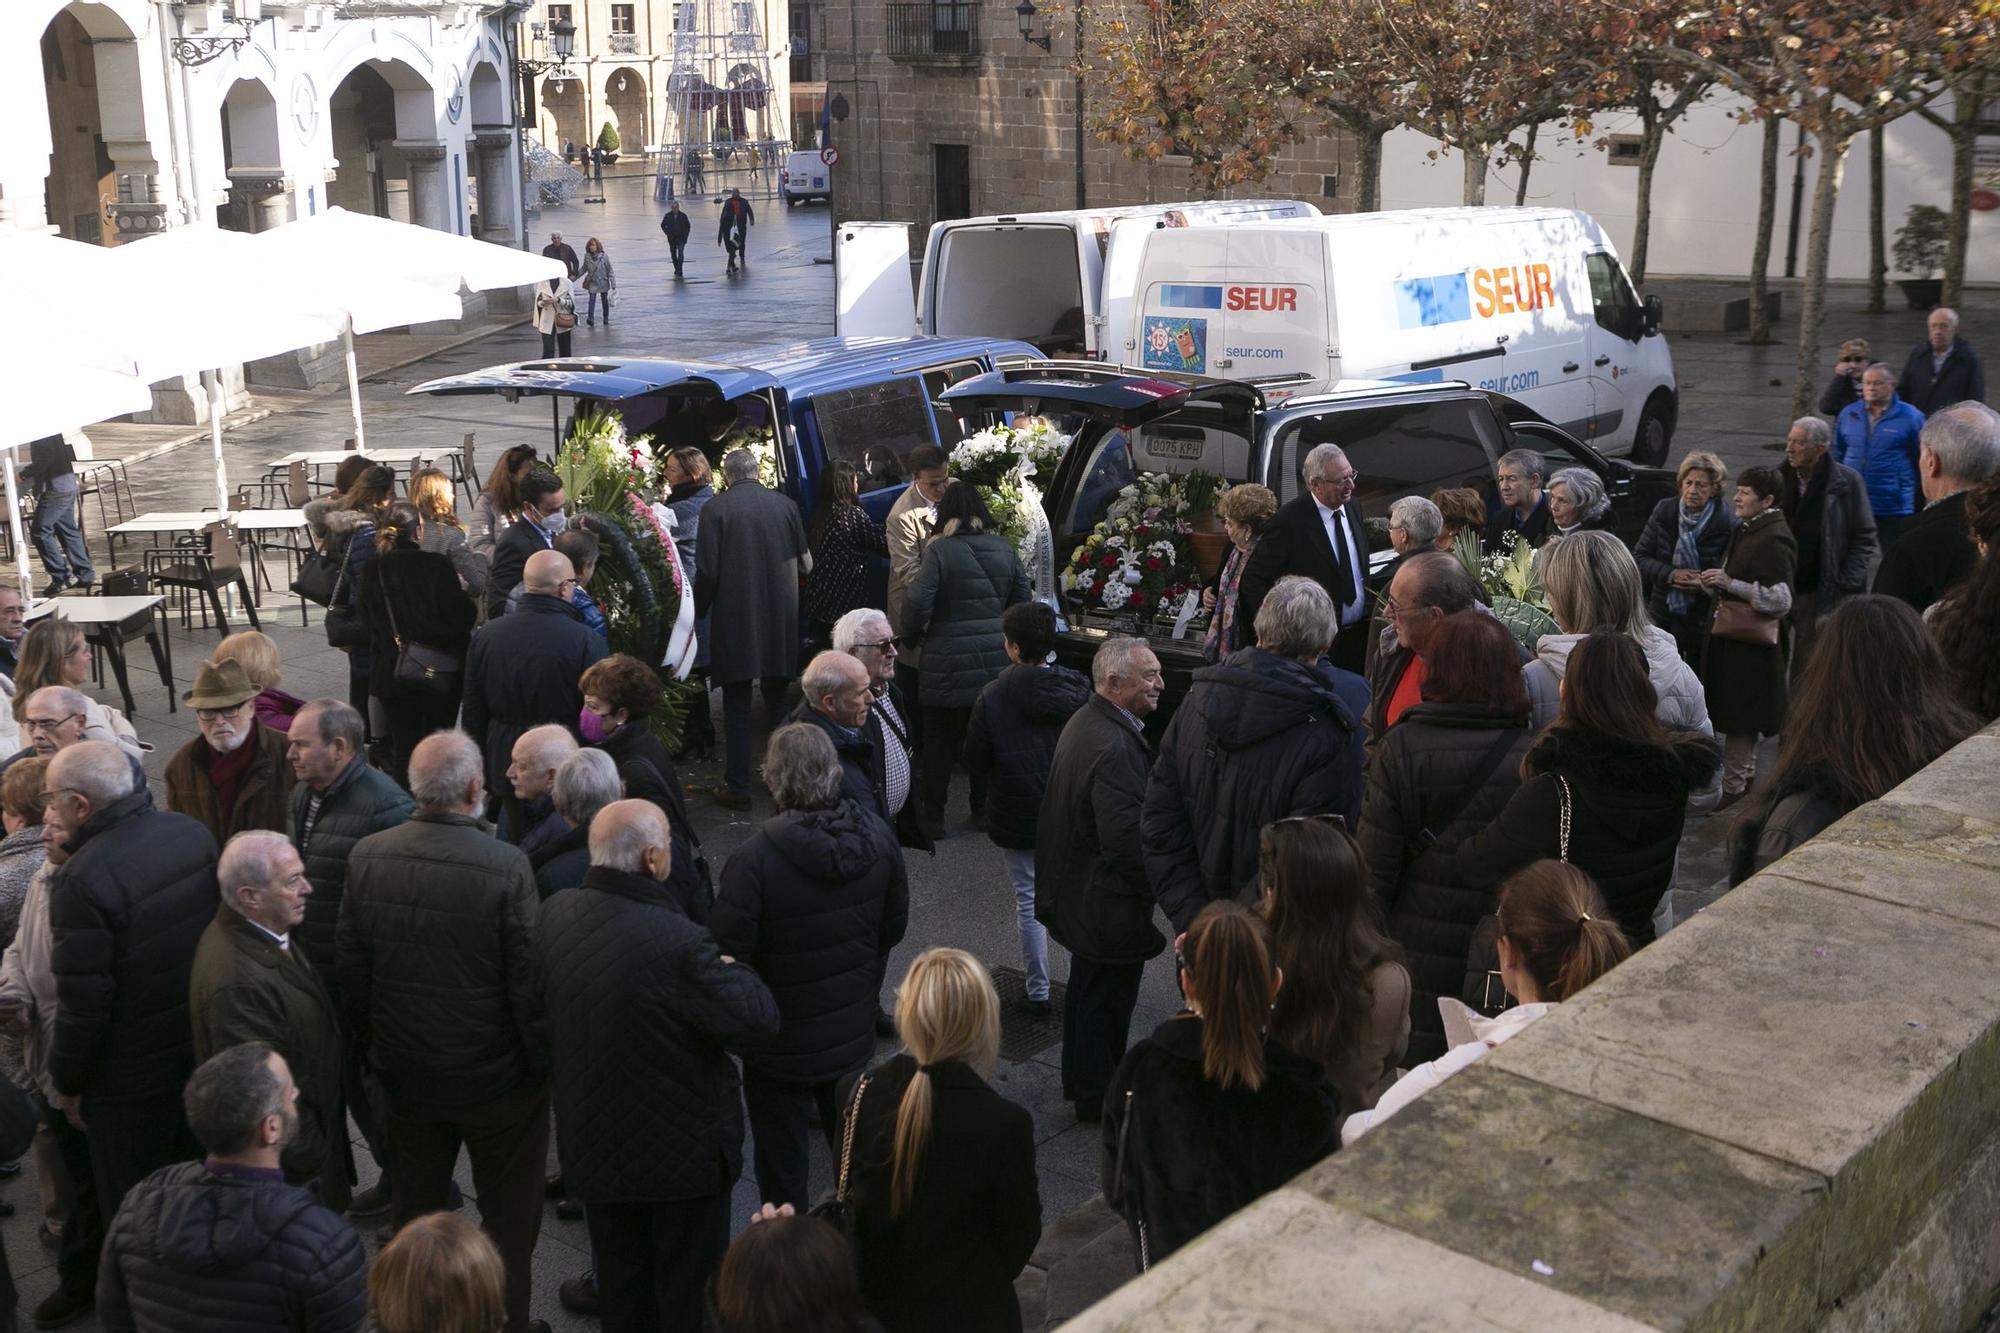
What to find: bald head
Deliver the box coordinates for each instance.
[800,650,871,729]
[408,730,484,814]
[524,550,575,596]
[588,798,672,880]
[509,724,579,802]
[23,686,90,756]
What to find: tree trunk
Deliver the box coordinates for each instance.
[1633,112,1666,286]
[1463,144,1487,206]
[1747,115,1781,344]
[1355,122,1384,213]
[1792,122,1851,420]
[1943,80,1984,308]
[1515,122,1538,206]
[1866,125,1886,313]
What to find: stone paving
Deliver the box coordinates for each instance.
[0,174,1988,1328]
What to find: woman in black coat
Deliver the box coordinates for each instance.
[710,723,910,1212]
[1435,630,1722,947]
[837,948,1039,1333]
[1632,451,1734,664]
[579,654,709,918]
[1102,902,1339,1268]
[357,500,476,786]
[1358,612,1533,1063]
[1698,466,1798,804]
[803,460,888,652]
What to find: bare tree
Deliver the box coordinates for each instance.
[1916,70,1998,307]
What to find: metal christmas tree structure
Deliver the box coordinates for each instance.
[652,0,788,201]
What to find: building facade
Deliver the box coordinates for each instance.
[3,0,527,417]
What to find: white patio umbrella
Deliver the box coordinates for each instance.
[255,207,568,297]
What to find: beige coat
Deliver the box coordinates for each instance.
[885,483,937,667]
[0,861,67,1107]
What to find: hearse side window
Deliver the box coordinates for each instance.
[812,378,941,494]
[1276,400,1503,520]
[1585,252,1643,341]
[921,360,986,449]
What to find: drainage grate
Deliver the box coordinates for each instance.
[988,964,1065,1062]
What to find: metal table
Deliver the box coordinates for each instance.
[26,594,174,716]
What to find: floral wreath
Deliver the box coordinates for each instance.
[1059,471,1218,620]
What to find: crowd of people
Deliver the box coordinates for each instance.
[0,303,1989,1333]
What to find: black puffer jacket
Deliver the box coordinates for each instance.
[593,722,711,923]
[1102,1016,1339,1265]
[50,790,219,1106]
[1141,649,1367,934]
[1035,696,1163,964]
[1437,728,1722,947]
[290,758,413,985]
[1357,702,1533,1064]
[786,702,887,822]
[97,1162,367,1333]
[537,866,779,1203]
[463,595,608,800]
[963,664,1092,851]
[899,529,1031,707]
[532,823,592,899]
[711,800,910,1084]
[336,813,549,1106]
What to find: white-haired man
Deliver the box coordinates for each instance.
[832,607,928,852]
[1239,442,1373,671]
[1875,401,2000,612]
[505,724,581,857]
[1897,306,1985,416]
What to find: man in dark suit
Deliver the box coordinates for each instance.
[1238,442,1372,673]
[487,470,567,618]
[1896,307,1986,415]
[1482,447,1553,552]
[1874,402,2000,613]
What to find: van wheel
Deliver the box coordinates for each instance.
[1632,395,1673,466]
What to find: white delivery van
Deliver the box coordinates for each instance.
[780,151,830,205]
[835,199,1320,359]
[1110,207,1678,462]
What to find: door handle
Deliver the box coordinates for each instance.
[1563,361,1579,374]
[1595,355,1611,367]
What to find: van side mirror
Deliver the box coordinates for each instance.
[1642,294,1664,337]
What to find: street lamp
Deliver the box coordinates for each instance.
[521,16,577,77]
[1016,0,1051,51]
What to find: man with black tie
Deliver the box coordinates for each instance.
[1237,442,1372,673]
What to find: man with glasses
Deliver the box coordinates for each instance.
[1365,552,1485,745]
[1240,441,1374,672]
[165,659,296,847]
[19,687,89,758]
[831,608,928,852]
[1482,448,1553,553]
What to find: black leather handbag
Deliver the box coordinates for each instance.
[323,539,369,650]
[290,551,342,607]
[384,596,461,697]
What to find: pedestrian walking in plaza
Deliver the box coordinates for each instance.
[710,724,908,1211]
[1101,902,1339,1267]
[371,1212,506,1333]
[213,630,305,735]
[1699,466,1797,804]
[1873,402,2000,614]
[190,831,349,1210]
[1896,307,1985,415]
[486,470,567,619]
[1729,596,1978,885]
[95,1045,368,1333]
[963,602,1089,1016]
[1343,862,1629,1143]
[1144,576,1367,935]
[1819,338,1872,417]
[1358,612,1531,1065]
[1437,631,1720,947]
[336,731,550,1333]
[285,698,410,1218]
[839,948,1041,1333]
[1835,362,1927,546]
[580,238,615,326]
[1260,818,1409,1114]
[1238,443,1373,673]
[534,275,577,359]
[537,800,778,1333]
[1037,637,1164,1124]
[1635,451,1736,665]
[694,448,811,811]
[470,445,541,562]
[899,480,1030,838]
[542,231,579,279]
[357,501,478,786]
[410,467,489,597]
[1928,475,2000,720]
[803,461,888,653]
[46,741,217,1245]
[21,434,95,597]
[719,188,754,273]
[1773,419,1875,680]
[660,201,692,277]
[166,658,297,850]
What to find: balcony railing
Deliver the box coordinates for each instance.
[888,2,979,62]
[609,31,640,53]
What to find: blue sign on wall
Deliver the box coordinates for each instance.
[1143,316,1207,373]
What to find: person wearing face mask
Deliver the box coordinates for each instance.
[486,470,570,619]
[165,659,297,847]
[578,655,710,922]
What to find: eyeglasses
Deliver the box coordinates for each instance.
[857,637,898,652]
[23,713,82,734]
[39,788,80,809]
[1310,470,1357,490]
[558,578,580,594]
[195,702,251,722]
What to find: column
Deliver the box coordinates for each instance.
[393,139,451,232]
[226,170,294,233]
[473,129,518,246]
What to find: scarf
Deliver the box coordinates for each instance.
[1666,500,1717,616]
[1203,542,1251,661]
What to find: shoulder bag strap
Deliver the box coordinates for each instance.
[630,755,705,851]
[835,1071,871,1202]
[1416,726,1522,851]
[1556,775,1573,862]
[379,581,405,648]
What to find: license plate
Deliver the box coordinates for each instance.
[1142,433,1203,460]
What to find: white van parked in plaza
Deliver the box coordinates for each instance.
[840,204,1678,462]
[834,198,1320,359]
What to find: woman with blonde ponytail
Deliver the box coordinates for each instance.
[1101,902,1340,1268]
[839,948,1040,1332]
[1343,860,1631,1143]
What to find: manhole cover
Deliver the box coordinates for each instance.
[989,965,1065,1062]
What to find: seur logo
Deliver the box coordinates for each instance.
[1395,261,1559,329]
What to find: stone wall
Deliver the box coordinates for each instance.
[1067,721,2000,1331]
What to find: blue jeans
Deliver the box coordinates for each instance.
[1002,847,1050,1001]
[587,288,612,321]
[33,487,93,584]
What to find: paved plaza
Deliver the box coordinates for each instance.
[2,174,1989,1329]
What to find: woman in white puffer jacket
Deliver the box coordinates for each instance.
[1343,860,1630,1144]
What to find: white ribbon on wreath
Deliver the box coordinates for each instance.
[1017,465,1058,606]
[652,501,700,681]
